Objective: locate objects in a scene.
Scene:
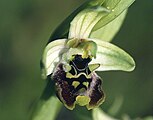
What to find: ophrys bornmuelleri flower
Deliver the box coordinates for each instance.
[41,6,135,110]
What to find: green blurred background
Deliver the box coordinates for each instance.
[0,0,153,120]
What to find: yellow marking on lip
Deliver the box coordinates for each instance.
[72,81,80,88]
[88,64,100,72]
[78,88,86,93]
[82,82,89,88]
[66,72,91,79]
[66,72,74,79]
[76,96,90,106]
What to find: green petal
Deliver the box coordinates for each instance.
[42,39,67,76]
[89,38,135,72]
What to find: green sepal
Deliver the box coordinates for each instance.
[89,38,135,72]
[42,39,67,76]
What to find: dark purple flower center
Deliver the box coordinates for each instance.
[51,55,105,110]
[69,55,91,76]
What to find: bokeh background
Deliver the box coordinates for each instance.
[0,0,153,120]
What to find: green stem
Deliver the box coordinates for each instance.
[30,78,62,120]
[31,97,62,120]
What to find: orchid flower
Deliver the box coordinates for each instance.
[41,6,135,110]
